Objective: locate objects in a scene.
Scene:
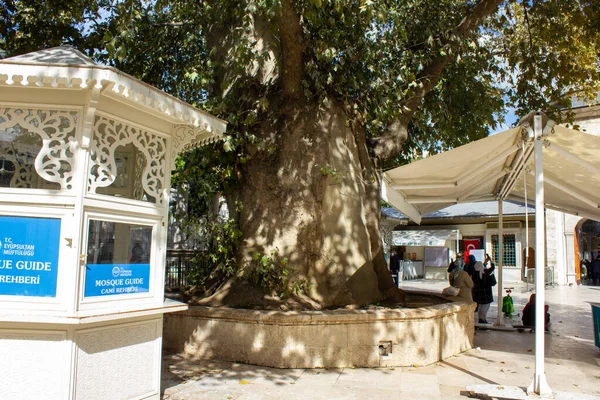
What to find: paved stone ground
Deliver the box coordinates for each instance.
[161,280,600,399]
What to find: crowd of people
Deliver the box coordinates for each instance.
[390,247,554,329]
[447,252,497,323]
[444,251,552,329]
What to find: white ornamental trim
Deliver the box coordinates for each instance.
[88,115,167,205]
[0,107,78,190]
[0,65,227,133]
[170,124,224,166]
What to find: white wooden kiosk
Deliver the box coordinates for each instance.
[0,46,226,400]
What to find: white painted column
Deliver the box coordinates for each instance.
[523,142,530,281]
[527,113,552,396]
[496,200,504,326]
[555,211,566,286]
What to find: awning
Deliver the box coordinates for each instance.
[382,112,600,396]
[382,114,600,224]
[392,229,459,247]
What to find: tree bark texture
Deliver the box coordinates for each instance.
[237,100,402,307]
[201,0,504,307]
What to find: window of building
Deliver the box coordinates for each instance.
[88,115,167,204]
[492,234,516,267]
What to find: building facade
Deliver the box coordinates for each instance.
[383,201,536,282]
[547,98,600,285]
[382,99,600,286]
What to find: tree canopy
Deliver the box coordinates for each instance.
[3,1,599,160]
[2,0,599,306]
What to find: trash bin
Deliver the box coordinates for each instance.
[592,303,600,350]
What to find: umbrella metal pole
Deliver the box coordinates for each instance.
[523,141,530,282]
[456,229,459,255]
[496,200,504,326]
[527,113,552,397]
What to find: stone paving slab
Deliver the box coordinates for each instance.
[467,384,600,400]
[162,282,600,399]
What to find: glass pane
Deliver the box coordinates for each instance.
[92,144,156,203]
[0,215,61,297]
[84,220,152,297]
[0,124,57,189]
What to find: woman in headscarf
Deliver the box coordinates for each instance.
[471,254,496,324]
[447,253,473,302]
[522,293,551,331]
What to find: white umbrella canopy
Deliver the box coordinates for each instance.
[509,125,600,221]
[382,112,600,396]
[382,116,600,224]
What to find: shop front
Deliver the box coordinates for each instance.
[391,229,460,279]
[383,201,536,282]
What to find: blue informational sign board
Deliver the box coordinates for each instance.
[0,216,61,297]
[84,263,150,297]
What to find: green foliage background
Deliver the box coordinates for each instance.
[2,0,599,293]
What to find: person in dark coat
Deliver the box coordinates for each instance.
[591,254,600,285]
[472,254,496,324]
[463,254,476,277]
[389,248,401,286]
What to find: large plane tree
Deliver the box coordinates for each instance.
[3,0,599,308]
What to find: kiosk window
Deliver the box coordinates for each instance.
[84,220,152,297]
[0,215,61,297]
[86,220,151,264]
[88,115,167,204]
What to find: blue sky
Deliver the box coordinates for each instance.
[491,107,518,135]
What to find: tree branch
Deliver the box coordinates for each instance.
[278,0,304,98]
[151,21,195,27]
[404,0,504,118]
[371,0,504,161]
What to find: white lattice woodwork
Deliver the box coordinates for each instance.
[381,223,394,254]
[0,107,78,189]
[171,124,223,167]
[88,115,167,204]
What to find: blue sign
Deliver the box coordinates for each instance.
[0,216,61,297]
[84,263,150,297]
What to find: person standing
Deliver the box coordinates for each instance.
[448,253,474,302]
[390,247,401,286]
[472,254,496,324]
[591,254,600,285]
[464,254,477,277]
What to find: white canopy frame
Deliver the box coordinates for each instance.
[382,112,600,396]
[392,229,461,247]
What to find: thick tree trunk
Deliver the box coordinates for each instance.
[233,99,402,307]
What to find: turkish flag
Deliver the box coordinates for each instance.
[463,239,479,258]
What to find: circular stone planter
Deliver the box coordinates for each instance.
[163,292,475,368]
